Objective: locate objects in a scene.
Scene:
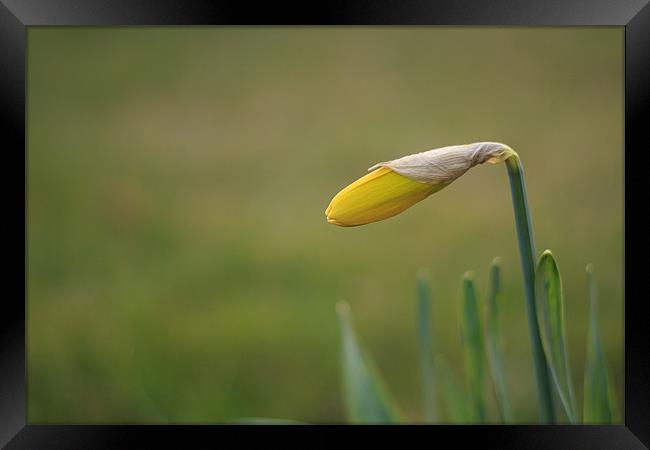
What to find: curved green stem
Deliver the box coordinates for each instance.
[505,154,555,422]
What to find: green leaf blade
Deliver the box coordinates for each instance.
[336,301,401,423]
[461,272,487,422]
[485,257,513,422]
[534,250,578,423]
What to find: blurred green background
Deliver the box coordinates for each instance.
[27,27,623,423]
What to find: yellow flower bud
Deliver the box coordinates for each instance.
[325,142,516,227]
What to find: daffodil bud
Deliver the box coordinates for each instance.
[325,142,516,227]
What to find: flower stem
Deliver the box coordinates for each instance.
[505,154,555,422]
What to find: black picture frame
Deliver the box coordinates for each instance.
[2,1,648,448]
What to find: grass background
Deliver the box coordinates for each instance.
[27,27,623,423]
